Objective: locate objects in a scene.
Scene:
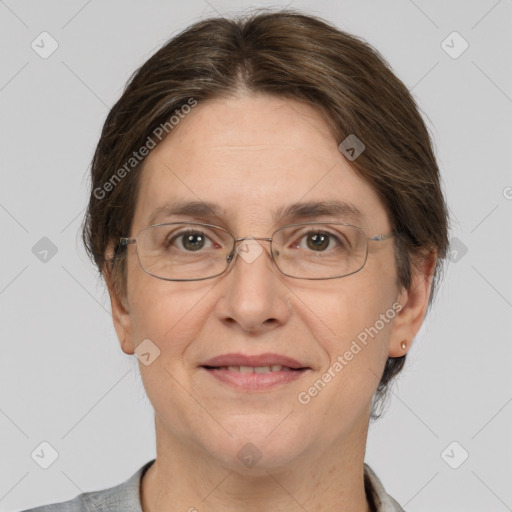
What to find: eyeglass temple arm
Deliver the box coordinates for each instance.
[119,237,136,246]
[368,232,395,241]
[113,238,136,259]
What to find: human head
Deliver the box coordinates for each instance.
[82,9,449,420]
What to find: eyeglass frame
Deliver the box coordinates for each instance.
[117,221,396,282]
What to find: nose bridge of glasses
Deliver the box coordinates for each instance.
[225,236,276,267]
[233,236,273,243]
[232,236,275,259]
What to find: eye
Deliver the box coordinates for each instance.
[308,232,330,251]
[166,229,216,252]
[293,229,347,252]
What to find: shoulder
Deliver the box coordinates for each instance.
[364,463,405,512]
[18,459,155,512]
[18,493,95,512]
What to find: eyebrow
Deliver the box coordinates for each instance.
[147,199,364,226]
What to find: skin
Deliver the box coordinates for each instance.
[105,93,436,512]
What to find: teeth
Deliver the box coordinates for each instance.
[219,365,285,373]
[254,366,271,373]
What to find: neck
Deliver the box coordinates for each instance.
[141,416,372,512]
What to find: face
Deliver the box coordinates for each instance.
[110,93,425,473]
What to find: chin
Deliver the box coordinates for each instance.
[199,413,310,474]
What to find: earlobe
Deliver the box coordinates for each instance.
[388,251,437,357]
[387,338,408,359]
[111,294,135,355]
[104,267,135,356]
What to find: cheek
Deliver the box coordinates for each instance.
[308,268,395,341]
[290,286,396,445]
[127,278,213,418]
[304,271,396,385]
[296,292,394,429]
[127,266,217,359]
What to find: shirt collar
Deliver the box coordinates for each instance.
[364,463,405,512]
[104,459,403,512]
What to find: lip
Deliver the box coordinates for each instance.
[200,352,308,369]
[202,367,309,391]
[199,353,310,392]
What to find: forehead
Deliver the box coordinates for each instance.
[132,94,389,233]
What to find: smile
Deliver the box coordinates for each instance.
[200,365,309,391]
[207,365,299,373]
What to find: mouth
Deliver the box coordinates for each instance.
[200,366,310,391]
[202,364,305,373]
[199,353,311,391]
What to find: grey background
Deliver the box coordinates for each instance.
[1,0,511,511]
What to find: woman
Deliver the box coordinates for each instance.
[23,9,448,512]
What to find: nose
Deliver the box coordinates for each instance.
[215,237,292,333]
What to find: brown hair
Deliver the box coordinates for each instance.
[81,9,449,419]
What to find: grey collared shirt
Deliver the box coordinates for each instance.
[20,460,404,512]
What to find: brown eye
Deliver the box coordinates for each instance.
[164,229,213,252]
[306,232,331,251]
[299,230,344,252]
[181,232,206,251]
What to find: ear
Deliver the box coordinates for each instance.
[103,259,136,356]
[388,251,437,357]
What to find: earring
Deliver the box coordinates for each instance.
[400,340,407,351]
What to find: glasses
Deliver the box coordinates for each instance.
[118,221,395,281]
